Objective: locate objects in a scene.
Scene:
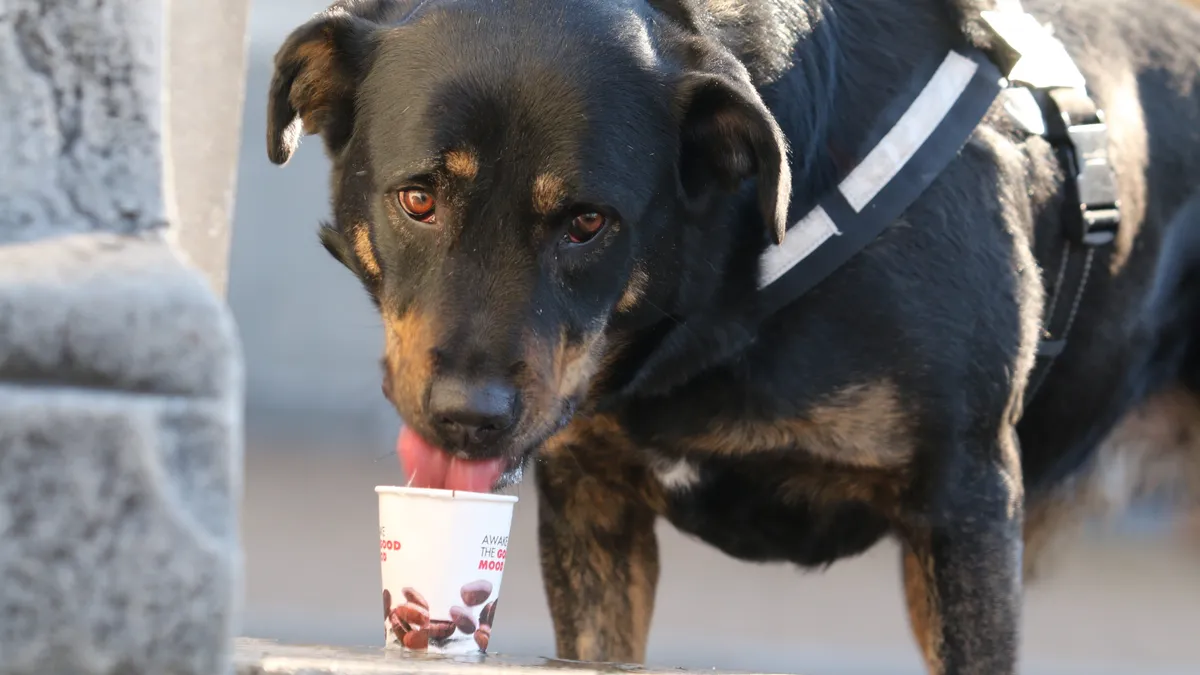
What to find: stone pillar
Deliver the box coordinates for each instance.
[0,0,247,673]
[165,0,251,296]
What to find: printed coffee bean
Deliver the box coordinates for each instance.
[393,602,430,629]
[427,620,456,641]
[449,605,477,634]
[460,579,493,606]
[474,626,490,651]
[383,590,393,620]
[402,587,429,610]
[479,600,496,627]
[389,607,410,632]
[402,628,429,650]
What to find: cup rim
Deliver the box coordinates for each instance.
[375,485,519,503]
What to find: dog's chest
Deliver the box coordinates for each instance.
[644,450,894,568]
[609,378,915,566]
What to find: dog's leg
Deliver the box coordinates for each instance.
[898,434,1024,675]
[535,424,661,663]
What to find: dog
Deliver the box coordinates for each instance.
[265,0,1200,672]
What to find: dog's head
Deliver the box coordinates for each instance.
[266,0,791,489]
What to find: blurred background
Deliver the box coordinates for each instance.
[231,2,1200,674]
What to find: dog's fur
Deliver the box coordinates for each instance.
[266,0,1200,672]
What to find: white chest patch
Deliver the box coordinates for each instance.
[652,458,701,491]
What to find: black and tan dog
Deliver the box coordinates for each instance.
[265,0,1200,672]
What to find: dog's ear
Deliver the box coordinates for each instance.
[675,73,792,245]
[318,221,355,270]
[319,221,383,307]
[267,9,377,165]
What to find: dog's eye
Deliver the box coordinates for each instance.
[566,212,607,244]
[398,189,437,223]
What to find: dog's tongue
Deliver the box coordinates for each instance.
[397,426,506,493]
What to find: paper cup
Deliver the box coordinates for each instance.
[376,486,517,654]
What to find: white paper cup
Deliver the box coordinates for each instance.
[376,486,518,654]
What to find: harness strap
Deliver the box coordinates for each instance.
[982,9,1123,405]
[755,49,1006,320]
[1023,92,1120,402]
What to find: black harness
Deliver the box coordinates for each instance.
[982,3,1122,403]
[620,2,1120,405]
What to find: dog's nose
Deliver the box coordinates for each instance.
[427,377,518,447]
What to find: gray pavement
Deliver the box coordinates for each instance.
[237,443,1200,675]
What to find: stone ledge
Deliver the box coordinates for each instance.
[0,232,240,397]
[0,231,243,675]
[235,639,763,675]
[0,387,241,675]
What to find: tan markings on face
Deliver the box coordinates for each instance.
[352,224,381,276]
[532,173,568,216]
[445,149,480,180]
[382,308,437,413]
[512,326,609,451]
[1023,386,1200,581]
[681,379,915,468]
[554,327,608,401]
[291,39,338,134]
[617,265,650,313]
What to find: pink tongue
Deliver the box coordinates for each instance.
[397,426,506,493]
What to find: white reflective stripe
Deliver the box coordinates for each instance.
[838,51,980,213]
[757,205,839,289]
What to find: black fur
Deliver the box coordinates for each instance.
[267,0,1200,672]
